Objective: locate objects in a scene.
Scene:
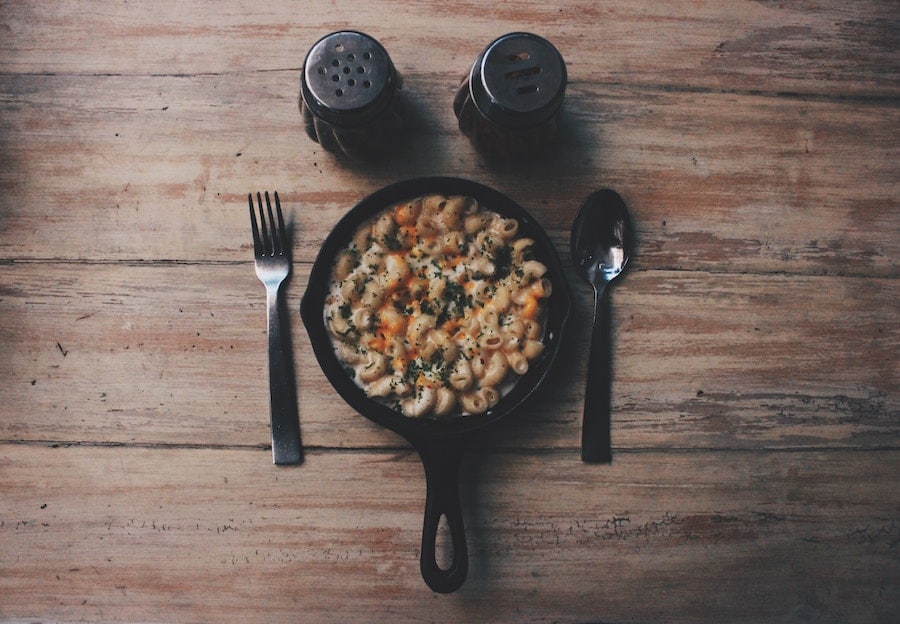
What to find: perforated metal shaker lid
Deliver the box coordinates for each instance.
[301,31,399,127]
[469,32,567,129]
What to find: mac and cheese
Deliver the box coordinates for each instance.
[325,194,551,418]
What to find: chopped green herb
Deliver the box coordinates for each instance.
[492,245,511,279]
[383,229,403,251]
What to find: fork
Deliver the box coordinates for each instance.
[249,191,303,465]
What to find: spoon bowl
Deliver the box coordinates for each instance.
[570,189,633,462]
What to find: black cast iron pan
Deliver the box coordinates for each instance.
[300,177,571,593]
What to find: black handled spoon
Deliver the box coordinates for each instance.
[570,189,633,463]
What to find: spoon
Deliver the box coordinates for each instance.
[570,189,633,463]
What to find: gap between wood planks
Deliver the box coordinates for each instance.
[3,258,897,281]
[3,66,898,104]
[2,440,898,453]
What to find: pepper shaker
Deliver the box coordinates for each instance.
[453,32,567,160]
[299,31,403,160]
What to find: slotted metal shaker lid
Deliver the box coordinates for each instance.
[469,32,566,129]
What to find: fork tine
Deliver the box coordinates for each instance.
[264,191,280,256]
[248,193,263,256]
[273,191,287,256]
[257,191,271,256]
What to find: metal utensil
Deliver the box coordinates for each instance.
[249,191,303,465]
[570,189,633,463]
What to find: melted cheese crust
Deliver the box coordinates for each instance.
[325,194,551,418]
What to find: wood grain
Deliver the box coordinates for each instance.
[1,1,896,97]
[1,262,895,450]
[0,1,897,621]
[1,444,897,623]
[0,72,896,276]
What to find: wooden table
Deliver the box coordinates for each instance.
[1,2,897,622]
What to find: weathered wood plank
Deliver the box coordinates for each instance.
[0,2,896,622]
[0,1,896,98]
[1,444,897,623]
[1,263,895,449]
[0,72,896,276]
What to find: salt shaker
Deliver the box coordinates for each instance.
[453,32,567,160]
[299,31,403,160]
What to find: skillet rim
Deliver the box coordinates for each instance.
[300,176,572,441]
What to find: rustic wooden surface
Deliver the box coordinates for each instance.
[0,1,897,622]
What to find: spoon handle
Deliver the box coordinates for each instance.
[582,286,613,463]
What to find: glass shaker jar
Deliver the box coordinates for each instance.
[453,32,567,160]
[299,31,403,160]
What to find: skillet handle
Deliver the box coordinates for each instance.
[416,439,468,593]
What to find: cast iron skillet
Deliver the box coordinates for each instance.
[300,177,571,593]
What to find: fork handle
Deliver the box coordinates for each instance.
[267,285,303,465]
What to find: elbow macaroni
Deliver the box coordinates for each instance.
[324,194,550,418]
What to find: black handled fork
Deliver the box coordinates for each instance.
[249,191,303,465]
